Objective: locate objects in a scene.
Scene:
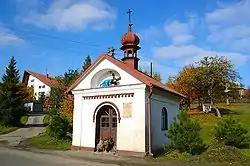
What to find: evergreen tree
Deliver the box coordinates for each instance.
[64,69,80,87]
[82,55,92,71]
[0,56,28,126]
[2,56,20,83]
[166,106,205,154]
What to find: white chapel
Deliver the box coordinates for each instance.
[66,11,186,155]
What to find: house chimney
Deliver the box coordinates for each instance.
[46,74,49,78]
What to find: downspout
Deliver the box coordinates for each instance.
[147,84,153,156]
[79,95,83,149]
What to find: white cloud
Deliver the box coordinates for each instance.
[206,0,250,52]
[137,26,161,41]
[172,34,194,46]
[20,0,116,31]
[206,0,250,25]
[152,45,248,68]
[0,23,24,45]
[164,16,196,45]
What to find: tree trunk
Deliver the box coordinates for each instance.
[212,105,221,118]
[226,93,230,105]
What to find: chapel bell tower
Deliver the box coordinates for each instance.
[120,9,141,70]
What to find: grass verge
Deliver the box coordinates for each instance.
[0,115,29,135]
[0,126,18,135]
[26,133,71,150]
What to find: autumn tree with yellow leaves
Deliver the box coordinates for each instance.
[166,56,241,106]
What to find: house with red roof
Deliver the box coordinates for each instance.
[66,15,186,155]
[22,70,55,100]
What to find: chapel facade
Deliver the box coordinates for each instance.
[66,10,186,155]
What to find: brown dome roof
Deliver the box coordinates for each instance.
[120,29,140,46]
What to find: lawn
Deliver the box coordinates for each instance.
[191,103,250,156]
[27,133,71,150]
[0,115,29,135]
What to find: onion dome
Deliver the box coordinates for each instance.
[120,25,140,46]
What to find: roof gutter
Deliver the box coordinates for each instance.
[146,84,153,156]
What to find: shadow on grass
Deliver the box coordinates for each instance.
[210,107,239,116]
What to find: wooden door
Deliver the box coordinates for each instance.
[99,107,117,143]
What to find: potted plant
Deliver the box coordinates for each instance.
[103,137,115,152]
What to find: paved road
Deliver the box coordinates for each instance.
[0,114,46,146]
[0,147,122,166]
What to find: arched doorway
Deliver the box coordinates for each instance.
[95,105,117,147]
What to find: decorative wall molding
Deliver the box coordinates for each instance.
[93,101,121,123]
[82,92,134,100]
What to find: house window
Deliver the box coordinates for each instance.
[39,86,41,89]
[31,85,34,88]
[31,79,35,82]
[161,107,168,130]
[38,92,45,97]
[42,85,45,88]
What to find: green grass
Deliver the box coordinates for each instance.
[43,115,50,126]
[191,103,250,156]
[0,115,29,135]
[0,126,18,135]
[27,133,71,150]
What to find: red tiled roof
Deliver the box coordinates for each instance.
[66,54,186,98]
[22,70,56,87]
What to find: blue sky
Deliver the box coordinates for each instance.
[0,0,249,86]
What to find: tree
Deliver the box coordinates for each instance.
[139,68,162,82]
[25,86,35,102]
[166,106,205,155]
[49,68,80,109]
[82,55,92,71]
[166,66,203,105]
[64,69,79,87]
[167,56,241,106]
[47,112,69,139]
[2,56,20,83]
[0,56,28,126]
[49,77,66,109]
[197,56,240,105]
[59,94,74,126]
[214,116,249,148]
[152,72,162,82]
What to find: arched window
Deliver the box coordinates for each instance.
[161,107,168,130]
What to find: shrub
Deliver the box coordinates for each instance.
[214,116,249,148]
[189,145,250,164]
[166,107,205,155]
[49,108,60,116]
[165,150,191,161]
[47,114,69,139]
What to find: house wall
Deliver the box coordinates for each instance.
[150,90,180,152]
[72,84,147,153]
[27,75,51,100]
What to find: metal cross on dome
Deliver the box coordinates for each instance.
[127,9,133,27]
